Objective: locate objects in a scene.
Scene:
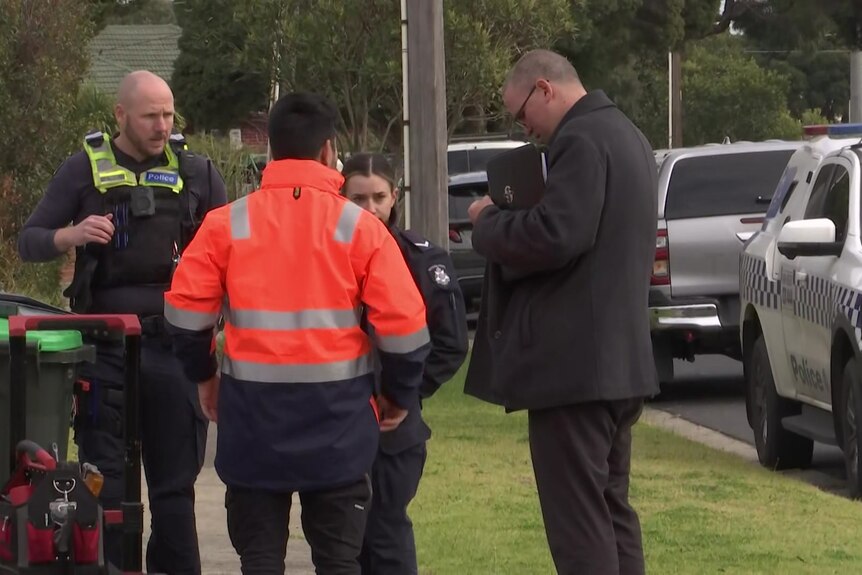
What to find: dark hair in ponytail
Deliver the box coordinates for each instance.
[341,153,400,226]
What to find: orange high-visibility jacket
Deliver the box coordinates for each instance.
[164,159,430,492]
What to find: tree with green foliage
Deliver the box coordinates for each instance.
[682,35,801,145]
[729,0,860,50]
[752,50,849,123]
[0,0,100,299]
[76,83,118,136]
[444,0,575,135]
[598,51,669,149]
[171,0,269,133]
[109,0,176,25]
[278,0,575,147]
[89,0,174,29]
[557,1,849,148]
[555,0,733,148]
[557,0,725,86]
[828,1,862,49]
[0,0,98,234]
[170,0,575,149]
[719,1,854,123]
[280,0,402,152]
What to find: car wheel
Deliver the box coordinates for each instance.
[749,336,813,469]
[840,358,862,498]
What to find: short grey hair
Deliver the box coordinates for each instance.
[504,49,581,92]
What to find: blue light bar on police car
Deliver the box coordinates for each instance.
[803,123,862,137]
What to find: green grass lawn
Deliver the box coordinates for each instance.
[413,366,862,575]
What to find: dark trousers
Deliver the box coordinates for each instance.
[75,337,207,575]
[528,398,645,575]
[359,443,427,575]
[225,477,372,575]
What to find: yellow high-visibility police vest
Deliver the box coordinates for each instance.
[82,131,185,194]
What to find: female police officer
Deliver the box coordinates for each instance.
[342,153,468,575]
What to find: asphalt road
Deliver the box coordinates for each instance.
[650,355,847,484]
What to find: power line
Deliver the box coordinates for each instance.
[743,49,851,54]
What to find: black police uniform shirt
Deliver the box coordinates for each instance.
[380,227,469,454]
[18,140,228,316]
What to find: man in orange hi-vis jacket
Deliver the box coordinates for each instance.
[164,92,430,575]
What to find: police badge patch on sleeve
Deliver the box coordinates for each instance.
[428,264,451,288]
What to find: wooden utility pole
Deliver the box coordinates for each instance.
[405,0,448,248]
[669,51,683,148]
[851,50,862,123]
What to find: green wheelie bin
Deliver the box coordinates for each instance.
[0,296,95,485]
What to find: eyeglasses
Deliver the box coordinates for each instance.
[513,84,537,127]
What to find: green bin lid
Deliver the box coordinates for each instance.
[0,318,82,352]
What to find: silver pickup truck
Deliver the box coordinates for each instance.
[650,140,803,384]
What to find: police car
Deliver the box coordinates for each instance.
[740,123,862,497]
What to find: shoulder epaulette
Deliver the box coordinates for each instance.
[401,228,432,250]
[168,132,188,151]
[83,130,105,147]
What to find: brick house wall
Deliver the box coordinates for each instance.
[239,112,269,153]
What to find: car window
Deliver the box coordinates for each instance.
[803,165,837,220]
[447,148,514,175]
[447,151,469,175]
[779,181,798,213]
[664,149,795,219]
[805,164,850,243]
[449,183,487,223]
[765,165,797,221]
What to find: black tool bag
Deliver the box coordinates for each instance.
[0,441,105,574]
[3,314,149,575]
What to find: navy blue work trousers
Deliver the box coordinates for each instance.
[359,443,427,575]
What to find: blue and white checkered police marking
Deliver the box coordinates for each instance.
[741,253,862,349]
[786,275,862,345]
[794,274,832,327]
[836,285,862,347]
[740,254,780,310]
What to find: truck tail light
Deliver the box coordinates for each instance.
[652,229,670,286]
